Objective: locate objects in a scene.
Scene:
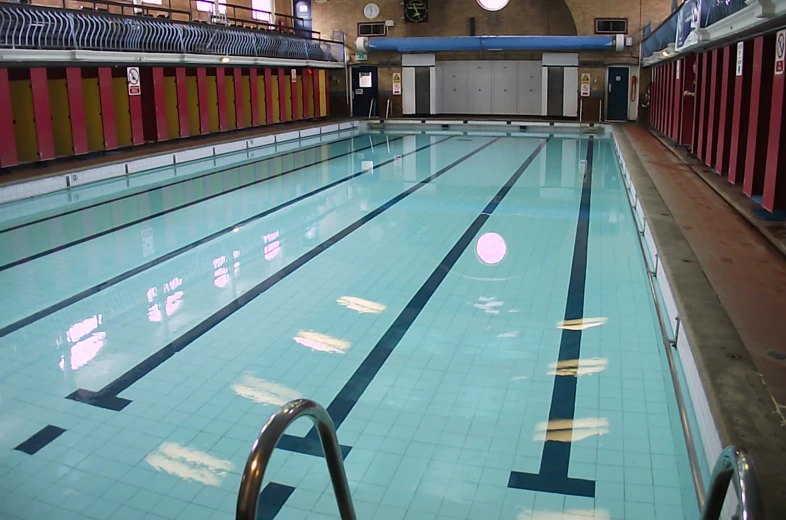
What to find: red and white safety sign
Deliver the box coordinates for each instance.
[127,67,141,96]
[776,30,785,75]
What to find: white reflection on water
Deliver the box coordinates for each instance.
[548,358,608,377]
[145,442,234,486]
[556,317,608,331]
[232,374,301,405]
[294,331,351,354]
[336,296,387,314]
[534,417,610,442]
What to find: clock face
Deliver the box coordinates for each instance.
[363,3,380,19]
[404,0,428,23]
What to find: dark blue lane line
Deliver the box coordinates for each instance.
[256,484,295,520]
[0,136,444,340]
[257,138,549,519]
[0,133,367,235]
[65,136,490,412]
[14,425,66,455]
[508,138,596,498]
[0,136,396,273]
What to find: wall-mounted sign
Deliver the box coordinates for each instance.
[736,41,744,76]
[356,52,368,61]
[580,72,590,97]
[393,83,401,95]
[676,61,680,80]
[127,67,141,96]
[776,30,785,75]
[291,69,297,82]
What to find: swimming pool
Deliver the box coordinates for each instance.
[0,129,697,520]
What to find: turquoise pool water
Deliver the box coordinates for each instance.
[0,131,696,520]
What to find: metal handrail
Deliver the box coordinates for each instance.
[0,2,343,62]
[236,399,357,520]
[700,446,763,520]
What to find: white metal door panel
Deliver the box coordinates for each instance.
[491,61,517,115]
[563,67,579,117]
[441,61,467,114]
[466,61,491,114]
[516,61,542,115]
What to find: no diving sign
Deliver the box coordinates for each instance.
[127,67,141,96]
[776,30,785,75]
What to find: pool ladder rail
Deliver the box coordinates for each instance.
[236,404,762,520]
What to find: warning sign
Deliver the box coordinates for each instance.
[392,72,401,83]
[776,30,785,75]
[580,73,590,97]
[127,67,141,96]
[392,72,401,95]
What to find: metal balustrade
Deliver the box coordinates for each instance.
[0,2,344,62]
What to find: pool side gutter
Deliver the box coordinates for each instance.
[611,125,786,519]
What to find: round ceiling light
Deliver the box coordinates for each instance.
[477,0,509,11]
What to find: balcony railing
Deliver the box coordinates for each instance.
[0,2,344,62]
[641,0,749,59]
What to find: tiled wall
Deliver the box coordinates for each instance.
[610,128,739,518]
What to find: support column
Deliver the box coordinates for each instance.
[313,68,321,118]
[704,49,721,168]
[696,52,711,162]
[250,68,260,127]
[672,60,682,141]
[715,45,736,176]
[65,67,88,155]
[680,55,695,147]
[234,67,244,129]
[97,67,118,150]
[216,67,228,131]
[196,67,209,135]
[729,41,753,185]
[30,67,54,160]
[278,68,287,122]
[763,30,786,213]
[265,68,275,125]
[303,69,311,119]
[691,53,705,154]
[667,62,675,137]
[743,34,776,199]
[0,68,17,167]
[175,67,190,138]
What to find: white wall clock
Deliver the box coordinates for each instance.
[363,2,380,19]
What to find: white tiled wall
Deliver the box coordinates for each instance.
[610,129,732,517]
[0,122,356,206]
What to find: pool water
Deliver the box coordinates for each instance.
[0,131,696,520]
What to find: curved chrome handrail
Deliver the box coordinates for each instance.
[700,446,763,520]
[236,399,357,520]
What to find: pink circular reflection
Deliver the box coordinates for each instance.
[476,232,507,265]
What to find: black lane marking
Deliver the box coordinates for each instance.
[14,425,66,455]
[0,136,447,340]
[66,137,493,412]
[275,137,550,456]
[0,136,395,273]
[256,483,295,520]
[508,138,596,498]
[258,138,549,520]
[0,134,367,235]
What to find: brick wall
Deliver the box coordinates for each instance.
[315,0,672,63]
